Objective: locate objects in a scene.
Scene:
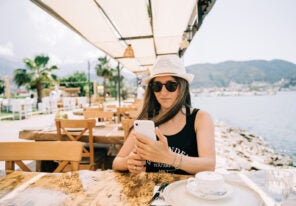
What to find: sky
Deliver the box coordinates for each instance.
[185,0,296,65]
[0,0,296,71]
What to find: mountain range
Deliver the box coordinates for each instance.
[187,59,296,88]
[1,56,296,88]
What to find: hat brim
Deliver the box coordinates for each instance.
[143,73,194,84]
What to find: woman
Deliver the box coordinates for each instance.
[113,55,215,175]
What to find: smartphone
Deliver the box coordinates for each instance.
[133,120,157,141]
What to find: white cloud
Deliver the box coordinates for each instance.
[47,53,63,66]
[0,42,14,57]
[81,50,104,61]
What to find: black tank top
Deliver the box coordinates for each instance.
[146,107,199,175]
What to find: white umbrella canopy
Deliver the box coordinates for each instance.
[31,0,216,74]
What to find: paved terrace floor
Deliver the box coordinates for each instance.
[0,113,56,142]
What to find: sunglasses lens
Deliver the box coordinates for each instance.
[165,81,178,92]
[150,82,162,92]
[150,81,178,92]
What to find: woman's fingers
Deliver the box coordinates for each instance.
[127,158,146,166]
[127,150,146,173]
[127,160,146,173]
[155,127,168,145]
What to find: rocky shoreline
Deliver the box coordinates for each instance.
[215,123,294,171]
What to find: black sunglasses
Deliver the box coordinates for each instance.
[149,81,179,92]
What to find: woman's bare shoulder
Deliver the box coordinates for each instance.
[194,109,214,126]
[190,108,211,117]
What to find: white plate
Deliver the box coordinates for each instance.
[186,181,232,200]
[67,128,83,132]
[163,179,264,206]
[95,122,107,127]
[117,123,123,130]
[22,127,43,131]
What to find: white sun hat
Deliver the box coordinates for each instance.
[144,55,194,84]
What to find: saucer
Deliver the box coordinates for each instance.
[96,122,107,127]
[163,179,263,205]
[186,181,232,200]
[67,128,83,132]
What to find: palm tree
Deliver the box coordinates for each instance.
[13,55,58,107]
[109,69,124,100]
[95,56,114,100]
[0,78,4,95]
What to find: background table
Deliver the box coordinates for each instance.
[19,124,124,145]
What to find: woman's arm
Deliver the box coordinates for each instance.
[170,110,216,174]
[112,130,146,173]
[194,110,216,170]
[135,110,216,174]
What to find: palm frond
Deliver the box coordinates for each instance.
[13,69,31,87]
[35,55,49,67]
[24,58,36,70]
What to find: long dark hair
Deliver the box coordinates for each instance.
[137,76,191,126]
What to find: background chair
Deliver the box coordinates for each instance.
[83,108,118,169]
[83,108,114,124]
[121,118,135,141]
[76,96,88,108]
[105,104,117,111]
[116,106,138,122]
[83,107,102,118]
[0,141,83,174]
[10,99,27,120]
[55,119,106,170]
[91,96,104,107]
[98,111,114,124]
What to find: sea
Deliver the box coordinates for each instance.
[192,91,296,165]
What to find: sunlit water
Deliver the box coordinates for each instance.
[192,91,296,164]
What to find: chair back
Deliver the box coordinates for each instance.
[55,118,100,170]
[105,104,117,111]
[83,107,103,119]
[121,119,135,141]
[91,96,104,107]
[83,108,113,124]
[98,111,114,123]
[0,141,83,173]
[83,107,103,116]
[116,106,138,122]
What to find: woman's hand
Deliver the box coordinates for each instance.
[126,148,146,174]
[135,127,171,163]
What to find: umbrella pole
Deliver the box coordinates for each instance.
[88,61,91,107]
[117,63,121,107]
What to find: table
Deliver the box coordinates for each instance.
[0,170,189,205]
[19,124,124,145]
[1,170,294,205]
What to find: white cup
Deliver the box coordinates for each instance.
[187,171,226,195]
